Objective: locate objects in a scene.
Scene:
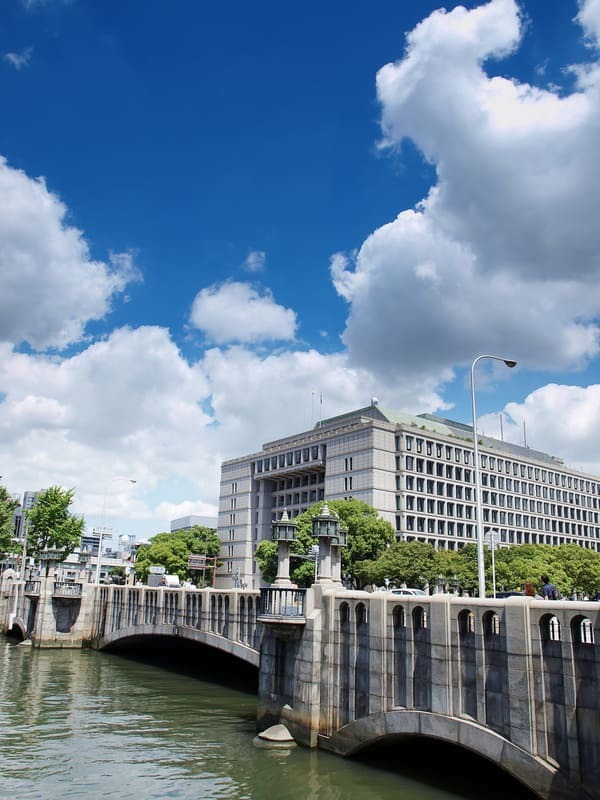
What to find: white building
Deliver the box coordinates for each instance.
[170,515,217,532]
[217,403,600,588]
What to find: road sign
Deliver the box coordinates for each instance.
[188,554,208,570]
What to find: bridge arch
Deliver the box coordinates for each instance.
[7,616,27,641]
[96,623,259,667]
[326,710,580,800]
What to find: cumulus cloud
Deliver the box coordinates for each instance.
[0,326,213,528]
[0,327,387,536]
[189,281,297,344]
[577,0,600,43]
[479,383,600,476]
[332,0,600,381]
[3,47,33,70]
[243,249,266,272]
[0,157,141,351]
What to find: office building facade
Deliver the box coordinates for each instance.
[217,404,600,587]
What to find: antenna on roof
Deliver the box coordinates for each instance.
[499,412,504,442]
[523,420,528,448]
[371,397,379,406]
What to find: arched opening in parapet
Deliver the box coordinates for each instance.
[412,606,431,711]
[355,603,369,720]
[539,613,568,766]
[540,613,561,642]
[102,634,258,693]
[352,735,537,800]
[571,614,594,646]
[482,609,509,737]
[458,609,476,719]
[339,602,351,727]
[392,605,406,708]
[570,614,598,786]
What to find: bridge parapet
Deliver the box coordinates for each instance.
[93,585,262,666]
[258,587,307,622]
[257,589,599,800]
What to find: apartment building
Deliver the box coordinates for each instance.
[217,403,600,587]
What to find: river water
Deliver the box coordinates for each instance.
[0,637,536,800]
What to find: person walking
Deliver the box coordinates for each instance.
[541,574,561,600]
[524,582,536,597]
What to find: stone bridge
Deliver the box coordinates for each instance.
[1,573,598,800]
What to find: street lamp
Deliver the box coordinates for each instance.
[484,529,501,598]
[94,477,137,585]
[471,355,517,599]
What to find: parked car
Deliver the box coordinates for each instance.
[390,588,428,596]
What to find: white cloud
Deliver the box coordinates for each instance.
[0,326,212,532]
[243,249,266,273]
[577,0,600,44]
[3,47,33,70]
[0,157,141,351]
[479,383,600,476]
[189,281,297,344]
[0,317,450,539]
[332,0,600,381]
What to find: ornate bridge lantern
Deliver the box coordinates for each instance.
[272,509,297,586]
[312,501,343,584]
[330,523,348,583]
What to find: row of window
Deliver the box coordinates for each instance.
[400,435,600,494]
[402,513,600,539]
[268,473,322,490]
[404,477,473,500]
[254,445,324,474]
[271,489,322,507]
[403,464,599,510]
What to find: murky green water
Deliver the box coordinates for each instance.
[0,637,535,800]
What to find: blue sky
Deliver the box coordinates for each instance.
[1,0,600,541]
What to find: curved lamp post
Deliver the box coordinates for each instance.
[94,477,137,585]
[471,355,517,599]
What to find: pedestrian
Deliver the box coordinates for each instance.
[540,574,561,600]
[524,582,536,597]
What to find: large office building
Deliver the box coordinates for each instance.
[217,403,600,588]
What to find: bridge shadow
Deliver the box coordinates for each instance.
[355,737,537,800]
[104,634,259,694]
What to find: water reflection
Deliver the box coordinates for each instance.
[0,639,535,800]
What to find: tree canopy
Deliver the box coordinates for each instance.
[133,525,221,584]
[353,539,600,597]
[0,485,19,561]
[255,499,395,587]
[26,486,85,571]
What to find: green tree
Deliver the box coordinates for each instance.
[134,525,221,584]
[0,485,19,560]
[255,500,395,587]
[548,544,600,598]
[355,540,437,589]
[26,486,85,573]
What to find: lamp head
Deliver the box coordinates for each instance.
[504,360,517,368]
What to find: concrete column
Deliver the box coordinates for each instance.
[427,595,453,716]
[317,538,333,583]
[331,545,343,584]
[274,540,293,586]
